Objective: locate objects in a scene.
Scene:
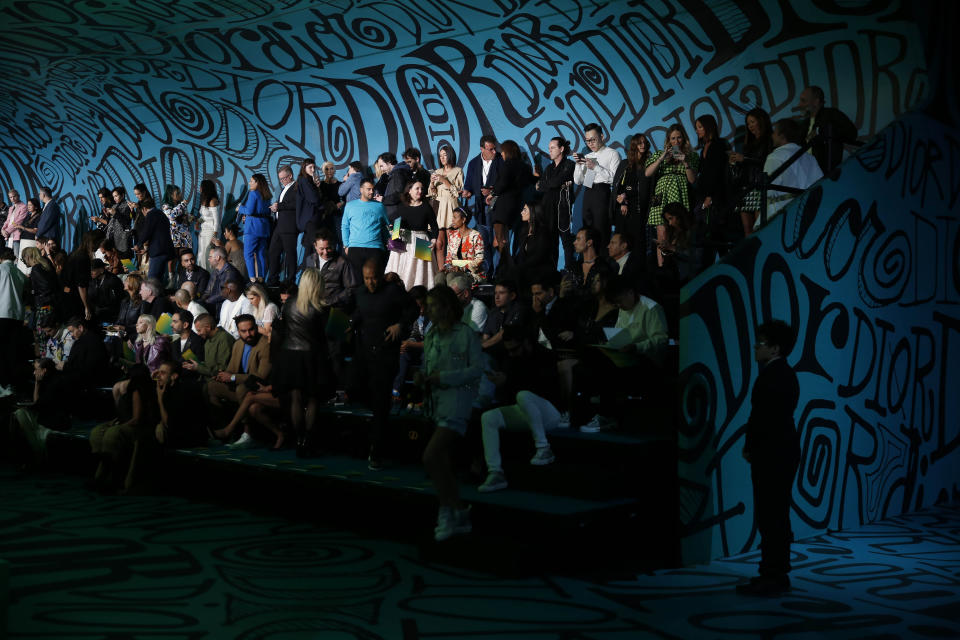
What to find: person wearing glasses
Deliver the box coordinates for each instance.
[737,319,800,597]
[573,123,621,248]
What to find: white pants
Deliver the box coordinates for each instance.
[481,390,560,474]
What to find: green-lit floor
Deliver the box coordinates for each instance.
[2,467,959,638]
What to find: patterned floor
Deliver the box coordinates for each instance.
[2,467,958,639]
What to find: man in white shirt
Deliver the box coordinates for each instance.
[574,123,621,247]
[218,281,254,339]
[759,119,824,227]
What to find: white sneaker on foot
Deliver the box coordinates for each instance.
[478,471,508,492]
[530,446,555,466]
[227,433,255,449]
[579,414,615,433]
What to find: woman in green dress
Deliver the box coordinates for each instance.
[645,124,698,266]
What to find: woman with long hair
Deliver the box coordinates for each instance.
[385,180,439,289]
[162,185,195,280]
[645,124,698,266]
[21,246,59,331]
[535,136,575,268]
[513,202,554,288]
[197,179,220,270]
[428,145,464,257]
[694,114,732,243]
[297,158,322,249]
[729,107,773,236]
[216,223,248,279]
[417,285,483,541]
[245,282,279,337]
[114,272,144,338]
[273,267,331,454]
[105,186,134,257]
[610,133,654,266]
[659,202,703,287]
[236,174,272,281]
[486,140,532,270]
[62,231,100,321]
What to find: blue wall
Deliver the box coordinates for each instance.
[678,109,960,563]
[0,1,926,250]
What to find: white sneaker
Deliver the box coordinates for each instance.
[227,432,255,449]
[579,415,615,433]
[530,446,555,466]
[478,472,508,492]
[556,412,571,428]
[0,385,13,398]
[434,505,472,541]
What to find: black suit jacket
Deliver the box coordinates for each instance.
[806,107,857,173]
[172,331,205,365]
[463,153,503,225]
[173,266,210,296]
[275,182,299,234]
[610,251,644,284]
[744,357,800,460]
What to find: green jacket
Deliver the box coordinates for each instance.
[194,328,235,379]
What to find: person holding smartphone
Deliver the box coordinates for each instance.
[573,123,621,248]
[645,124,698,267]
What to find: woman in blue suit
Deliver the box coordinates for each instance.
[237,173,272,281]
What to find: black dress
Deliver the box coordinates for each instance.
[272,296,330,394]
[490,157,529,226]
[513,227,554,288]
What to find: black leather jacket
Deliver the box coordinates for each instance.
[279,296,329,352]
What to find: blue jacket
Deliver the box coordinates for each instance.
[342,200,388,249]
[37,199,61,242]
[338,172,362,203]
[238,190,271,239]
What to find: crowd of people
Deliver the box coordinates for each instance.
[0,87,853,541]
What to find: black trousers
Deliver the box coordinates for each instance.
[582,184,612,247]
[346,247,386,277]
[356,349,399,456]
[0,318,22,387]
[267,231,299,285]
[571,347,660,426]
[751,454,799,577]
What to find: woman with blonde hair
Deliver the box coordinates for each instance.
[245,282,279,337]
[131,313,171,374]
[273,267,331,455]
[21,246,59,331]
[645,124,699,266]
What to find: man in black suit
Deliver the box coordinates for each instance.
[796,86,857,174]
[267,165,298,285]
[737,319,801,597]
[606,232,643,284]
[170,309,205,367]
[36,186,61,246]
[171,249,210,295]
[461,135,502,277]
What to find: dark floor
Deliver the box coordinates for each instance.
[2,467,958,639]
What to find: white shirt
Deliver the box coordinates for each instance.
[615,252,630,275]
[218,296,254,339]
[279,181,294,203]
[187,300,208,321]
[461,298,488,334]
[481,157,493,186]
[574,145,621,186]
[760,142,824,224]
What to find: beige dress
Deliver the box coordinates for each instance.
[429,166,464,229]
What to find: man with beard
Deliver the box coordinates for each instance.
[206,314,271,412]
